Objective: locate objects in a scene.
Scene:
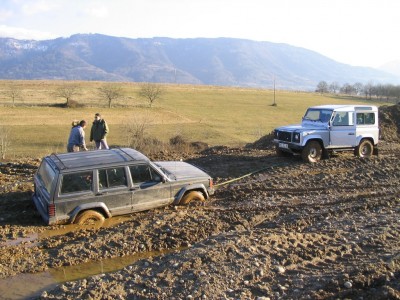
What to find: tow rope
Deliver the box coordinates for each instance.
[213,166,271,188]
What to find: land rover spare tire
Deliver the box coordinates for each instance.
[75,210,105,225]
[180,191,205,205]
[355,139,374,157]
[302,141,322,163]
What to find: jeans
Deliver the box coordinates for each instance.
[95,139,109,150]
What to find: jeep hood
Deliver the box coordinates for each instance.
[154,161,210,180]
[276,122,328,131]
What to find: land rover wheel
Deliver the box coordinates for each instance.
[302,141,322,163]
[355,139,373,157]
[180,191,205,205]
[75,210,105,227]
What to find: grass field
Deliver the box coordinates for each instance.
[0,80,385,158]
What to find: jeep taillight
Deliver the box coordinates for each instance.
[48,204,56,217]
[209,178,213,188]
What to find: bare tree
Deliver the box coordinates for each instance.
[315,81,328,94]
[328,82,340,94]
[55,84,80,107]
[0,126,11,159]
[138,83,163,108]
[4,83,22,107]
[98,84,122,108]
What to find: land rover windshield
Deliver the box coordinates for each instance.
[303,108,333,123]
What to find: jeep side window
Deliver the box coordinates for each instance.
[61,171,93,194]
[333,112,352,126]
[130,165,162,184]
[99,167,127,189]
[357,112,375,125]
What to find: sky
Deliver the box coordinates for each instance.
[0,0,399,68]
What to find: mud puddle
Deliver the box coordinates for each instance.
[0,248,179,300]
[1,215,136,247]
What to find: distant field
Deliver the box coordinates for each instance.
[0,80,385,158]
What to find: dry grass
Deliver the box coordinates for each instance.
[0,80,384,158]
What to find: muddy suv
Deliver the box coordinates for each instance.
[32,148,214,225]
[273,105,379,162]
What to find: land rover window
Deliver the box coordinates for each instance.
[356,113,375,125]
[130,165,161,184]
[61,171,93,194]
[333,112,353,126]
[99,167,127,189]
[37,160,56,194]
[304,109,332,122]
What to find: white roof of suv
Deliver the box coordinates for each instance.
[309,105,378,112]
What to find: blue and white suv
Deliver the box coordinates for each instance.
[273,105,379,162]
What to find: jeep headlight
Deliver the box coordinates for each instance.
[293,132,301,143]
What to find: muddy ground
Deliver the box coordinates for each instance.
[0,104,399,300]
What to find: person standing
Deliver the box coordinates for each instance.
[67,120,88,152]
[90,113,109,150]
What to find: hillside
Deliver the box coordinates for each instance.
[0,34,399,90]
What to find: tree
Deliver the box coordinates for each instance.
[98,84,122,108]
[329,82,340,94]
[353,82,364,96]
[363,82,374,100]
[315,81,328,94]
[4,83,22,107]
[55,84,80,107]
[138,83,164,108]
[340,83,355,95]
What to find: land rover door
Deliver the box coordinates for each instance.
[329,111,356,147]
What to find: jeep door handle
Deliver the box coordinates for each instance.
[348,133,355,135]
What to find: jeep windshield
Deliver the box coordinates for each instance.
[303,108,333,123]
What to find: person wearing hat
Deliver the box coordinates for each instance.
[90,113,109,150]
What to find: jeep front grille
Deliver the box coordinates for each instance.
[276,131,292,142]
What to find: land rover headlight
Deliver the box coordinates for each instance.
[293,132,301,143]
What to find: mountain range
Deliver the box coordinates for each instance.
[0,34,399,90]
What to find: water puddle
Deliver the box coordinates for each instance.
[1,214,137,247]
[0,248,177,300]
[1,233,38,247]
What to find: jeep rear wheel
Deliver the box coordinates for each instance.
[302,141,322,163]
[75,210,105,227]
[180,191,205,205]
[355,139,373,158]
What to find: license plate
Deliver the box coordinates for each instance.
[279,143,289,149]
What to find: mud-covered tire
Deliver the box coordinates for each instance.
[180,191,205,205]
[355,139,374,158]
[75,210,105,226]
[302,141,322,163]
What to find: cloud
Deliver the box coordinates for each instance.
[85,5,109,18]
[0,25,55,40]
[21,0,56,16]
[0,9,13,21]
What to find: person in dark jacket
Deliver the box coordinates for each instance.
[67,120,88,152]
[90,113,109,150]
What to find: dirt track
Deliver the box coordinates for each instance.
[1,104,400,299]
[0,138,399,299]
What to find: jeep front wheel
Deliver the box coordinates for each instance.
[75,210,105,227]
[302,141,322,163]
[355,139,373,157]
[180,191,205,205]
